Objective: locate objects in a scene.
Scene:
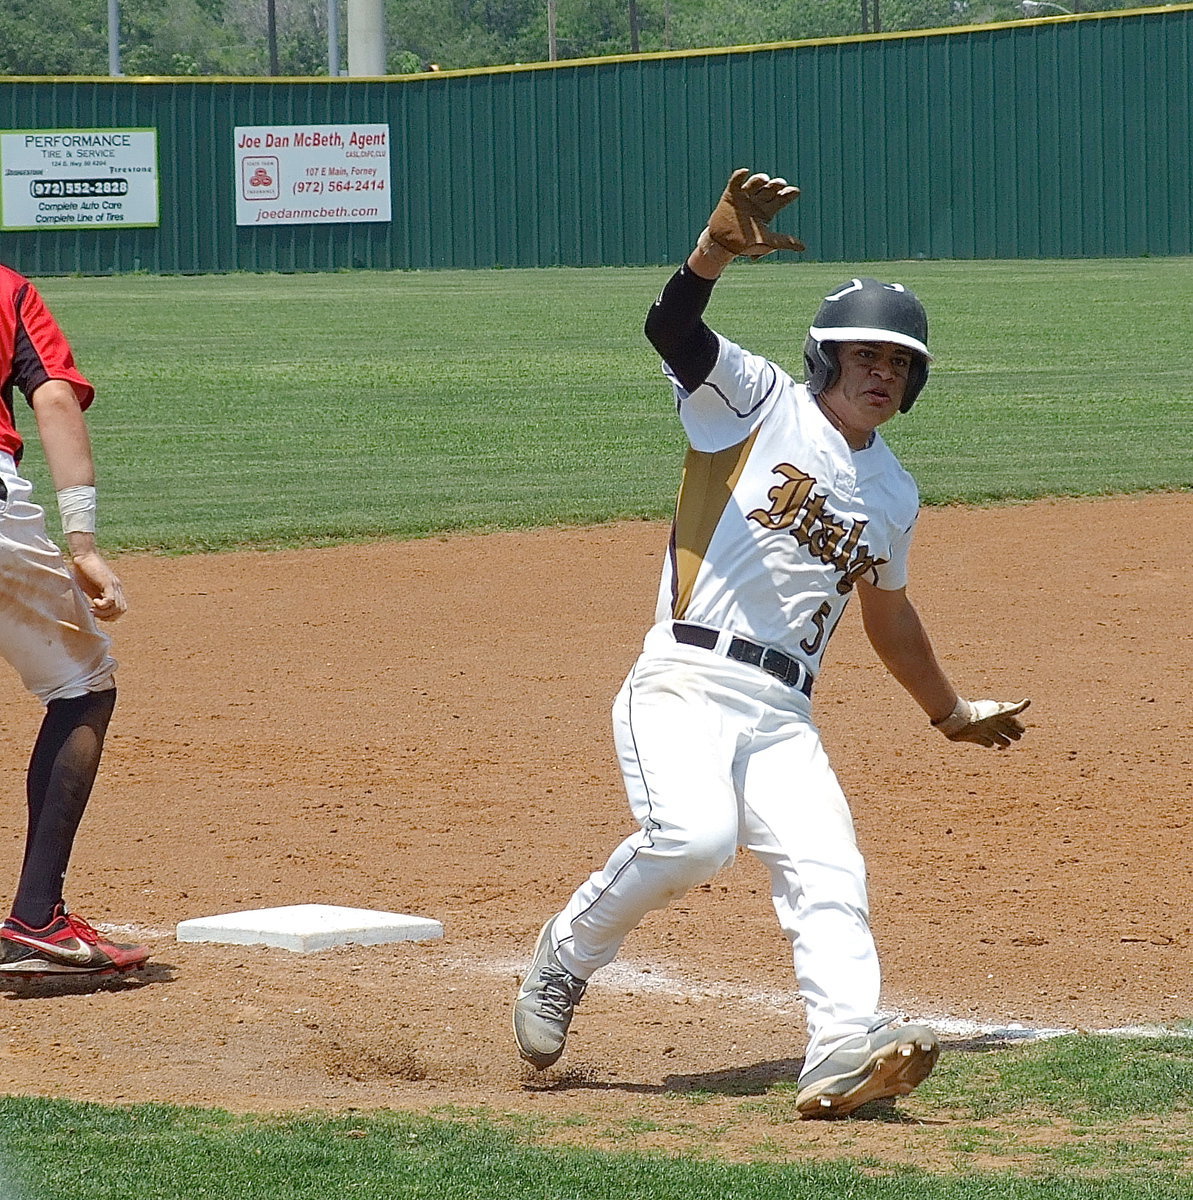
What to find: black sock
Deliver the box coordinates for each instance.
[11,688,117,928]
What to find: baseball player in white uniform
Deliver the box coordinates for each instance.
[513,171,1030,1117]
[0,263,149,977]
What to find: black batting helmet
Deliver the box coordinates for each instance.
[803,277,932,412]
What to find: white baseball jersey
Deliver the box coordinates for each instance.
[553,329,922,1067]
[646,333,920,679]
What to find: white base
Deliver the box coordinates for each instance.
[175,904,444,953]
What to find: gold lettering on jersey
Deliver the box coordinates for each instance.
[746,464,886,593]
[800,600,832,654]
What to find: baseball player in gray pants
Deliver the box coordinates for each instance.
[513,171,1029,1117]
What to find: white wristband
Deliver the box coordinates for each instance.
[57,485,97,535]
[695,226,737,268]
[931,697,973,737]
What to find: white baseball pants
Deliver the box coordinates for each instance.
[0,453,116,704]
[553,640,884,1065]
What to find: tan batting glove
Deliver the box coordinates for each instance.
[706,168,806,260]
[932,698,1030,748]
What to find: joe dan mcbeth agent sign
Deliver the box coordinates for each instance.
[235,124,391,226]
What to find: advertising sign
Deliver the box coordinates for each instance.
[234,124,391,226]
[0,129,159,231]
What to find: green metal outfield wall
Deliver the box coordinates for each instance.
[1,5,1190,274]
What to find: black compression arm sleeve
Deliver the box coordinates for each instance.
[644,265,719,393]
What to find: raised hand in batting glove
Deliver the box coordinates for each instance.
[704,169,805,260]
[932,698,1031,748]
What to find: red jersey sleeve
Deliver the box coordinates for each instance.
[10,278,94,408]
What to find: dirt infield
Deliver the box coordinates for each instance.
[0,494,1189,1153]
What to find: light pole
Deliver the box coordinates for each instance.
[328,0,341,76]
[266,0,280,75]
[108,0,121,76]
[347,0,386,75]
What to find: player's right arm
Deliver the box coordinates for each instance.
[10,277,124,620]
[644,266,719,392]
[9,276,125,619]
[645,168,804,394]
[30,380,127,621]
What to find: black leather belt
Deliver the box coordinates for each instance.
[672,623,813,697]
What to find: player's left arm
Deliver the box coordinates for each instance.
[30,379,127,620]
[857,579,1029,748]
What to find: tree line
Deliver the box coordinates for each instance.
[1,0,1134,77]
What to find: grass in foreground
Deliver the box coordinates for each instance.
[2,1036,1191,1198]
[21,259,1193,553]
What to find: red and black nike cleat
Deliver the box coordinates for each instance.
[0,905,150,976]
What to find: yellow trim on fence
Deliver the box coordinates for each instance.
[1,3,1189,85]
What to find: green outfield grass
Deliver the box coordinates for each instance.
[21,259,1193,553]
[2,1036,1191,1199]
[7,263,1190,1195]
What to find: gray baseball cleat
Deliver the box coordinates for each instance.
[794,1021,940,1118]
[512,917,587,1069]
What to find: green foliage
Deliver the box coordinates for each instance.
[0,0,106,75]
[118,0,248,76]
[667,0,863,49]
[219,0,333,75]
[383,0,528,71]
[384,0,1140,68]
[19,258,1191,554]
[0,0,1153,76]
